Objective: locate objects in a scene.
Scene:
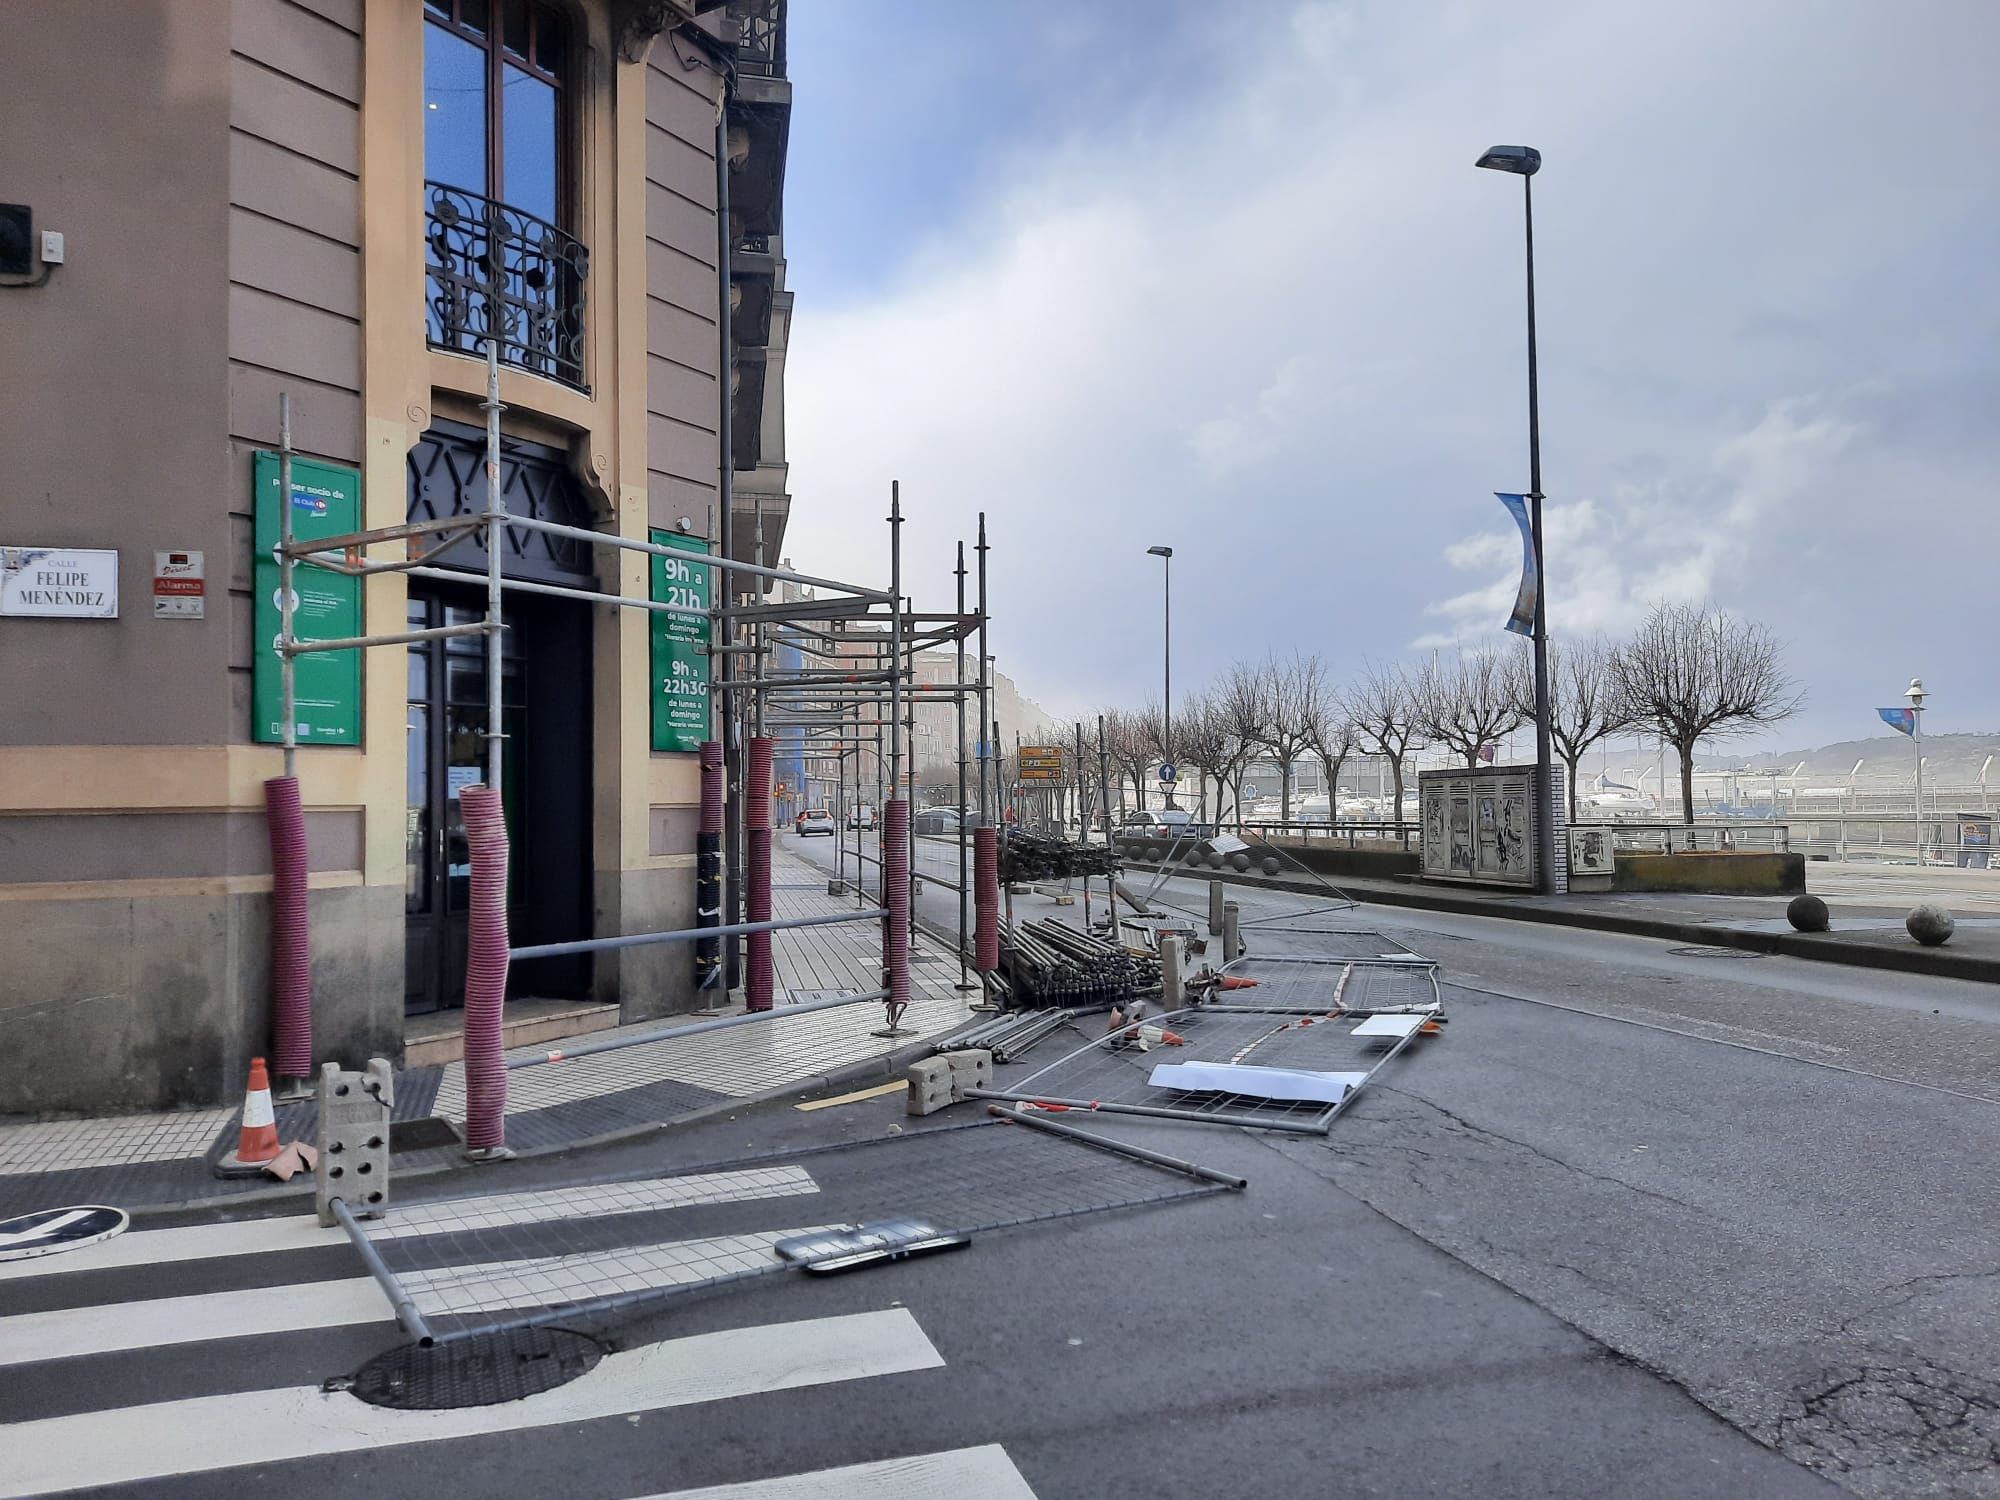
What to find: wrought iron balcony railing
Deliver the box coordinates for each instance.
[730,0,785,78]
[425,181,589,391]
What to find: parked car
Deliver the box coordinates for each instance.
[794,808,835,837]
[1117,809,1200,839]
[912,808,961,836]
[848,806,876,831]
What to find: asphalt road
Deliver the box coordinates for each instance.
[4,833,1993,1497]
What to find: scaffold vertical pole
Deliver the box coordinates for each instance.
[954,540,975,991]
[482,337,504,791]
[976,512,991,827]
[278,395,297,781]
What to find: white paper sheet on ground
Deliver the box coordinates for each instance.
[1352,1013,1427,1038]
[1147,1061,1369,1104]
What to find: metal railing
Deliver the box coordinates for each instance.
[425,181,589,390]
[730,0,786,76]
[1786,814,1995,867]
[1576,821,1792,855]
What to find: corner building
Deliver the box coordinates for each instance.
[0,0,792,1112]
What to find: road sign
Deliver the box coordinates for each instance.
[1159,762,1178,783]
[1018,745,1065,782]
[0,1204,128,1262]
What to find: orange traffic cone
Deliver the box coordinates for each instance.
[214,1057,281,1177]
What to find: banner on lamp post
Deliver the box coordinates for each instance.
[1495,492,1537,637]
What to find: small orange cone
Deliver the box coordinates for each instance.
[233,1057,281,1165]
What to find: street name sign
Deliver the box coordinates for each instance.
[0,547,118,618]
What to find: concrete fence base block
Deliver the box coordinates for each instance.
[905,1056,956,1116]
[942,1048,994,1093]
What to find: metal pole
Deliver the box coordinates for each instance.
[976,512,990,826]
[1524,172,1555,895]
[278,395,297,779]
[330,1198,433,1345]
[1913,699,1925,865]
[482,337,505,791]
[716,97,742,990]
[1162,550,1173,808]
[955,542,973,989]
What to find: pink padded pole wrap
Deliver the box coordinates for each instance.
[974,825,1000,971]
[884,798,911,1016]
[459,783,510,1151]
[263,775,313,1078]
[745,736,774,1012]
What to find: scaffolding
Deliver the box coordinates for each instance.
[268,355,1001,1155]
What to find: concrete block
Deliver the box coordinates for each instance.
[316,1058,393,1225]
[942,1048,993,1093]
[905,1056,956,1116]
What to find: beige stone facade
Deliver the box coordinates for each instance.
[0,0,789,1112]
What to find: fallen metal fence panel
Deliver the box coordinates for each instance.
[970,956,1443,1134]
[347,1116,1236,1354]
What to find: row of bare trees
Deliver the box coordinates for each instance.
[1075,601,1799,827]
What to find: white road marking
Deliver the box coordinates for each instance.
[0,1165,819,1284]
[398,1226,837,1317]
[638,1445,1038,1499]
[376,1165,819,1240]
[0,1276,391,1367]
[0,1226,832,1362]
[1,1308,944,1498]
[0,1212,340,1283]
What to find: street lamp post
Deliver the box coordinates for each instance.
[1907,676,1927,864]
[1147,545,1174,809]
[1477,143,1555,895]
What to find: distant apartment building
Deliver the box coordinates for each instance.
[0,0,793,1113]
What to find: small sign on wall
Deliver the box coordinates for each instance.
[0,547,119,618]
[153,551,205,618]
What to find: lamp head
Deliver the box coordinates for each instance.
[1907,677,1927,707]
[1476,145,1542,176]
[1147,545,1173,559]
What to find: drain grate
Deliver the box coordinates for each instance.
[334,1326,605,1409]
[1668,945,1768,959]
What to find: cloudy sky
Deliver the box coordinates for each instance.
[778,0,1999,752]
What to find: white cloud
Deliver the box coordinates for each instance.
[785,0,2000,738]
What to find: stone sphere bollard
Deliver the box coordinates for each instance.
[1906,904,1955,946]
[1229,852,1251,872]
[1260,857,1282,876]
[1144,845,1163,863]
[1206,851,1226,870]
[1786,894,1830,933]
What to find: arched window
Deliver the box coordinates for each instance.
[422,1,589,388]
[423,0,569,227]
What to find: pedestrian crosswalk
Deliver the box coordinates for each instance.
[0,1166,1042,1499]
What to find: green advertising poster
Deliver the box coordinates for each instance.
[252,452,364,746]
[649,529,712,752]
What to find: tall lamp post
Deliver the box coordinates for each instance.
[1147,545,1174,808]
[1907,676,1927,864]
[1477,143,1555,895]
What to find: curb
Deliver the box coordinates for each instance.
[1154,863,2000,986]
[131,1016,981,1224]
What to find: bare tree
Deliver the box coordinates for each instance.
[1302,688,1358,822]
[1173,692,1230,822]
[1349,662,1422,827]
[1414,643,1528,768]
[1510,635,1638,822]
[1102,708,1153,814]
[1250,652,1324,822]
[1213,661,1266,828]
[1611,602,1802,825]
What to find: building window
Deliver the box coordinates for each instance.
[423,0,588,389]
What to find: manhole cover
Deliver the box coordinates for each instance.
[336,1326,604,1409]
[1667,945,1767,959]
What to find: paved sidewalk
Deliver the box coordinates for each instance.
[0,845,973,1216]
